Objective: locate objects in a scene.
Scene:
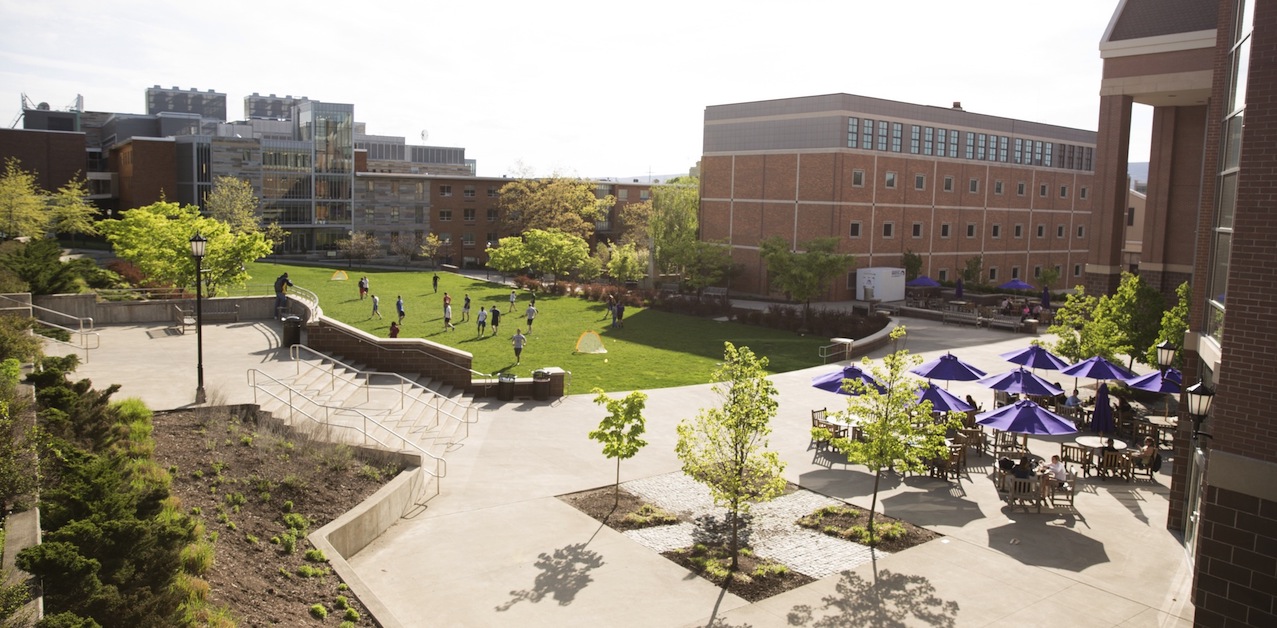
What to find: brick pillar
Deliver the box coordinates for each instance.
[1085,94,1133,297]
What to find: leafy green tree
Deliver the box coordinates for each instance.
[419,233,445,268]
[1146,281,1190,368]
[1047,286,1121,363]
[760,236,854,323]
[205,176,260,234]
[48,176,99,242]
[0,314,43,364]
[605,242,647,285]
[961,256,984,285]
[674,240,737,294]
[0,239,84,295]
[485,235,528,275]
[1102,272,1166,367]
[588,388,648,508]
[1038,267,1061,291]
[0,158,50,240]
[828,327,958,545]
[525,229,590,279]
[100,201,271,296]
[616,199,652,248]
[499,176,614,241]
[675,342,786,570]
[901,250,923,281]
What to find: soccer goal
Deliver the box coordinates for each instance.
[330,270,349,281]
[574,330,607,354]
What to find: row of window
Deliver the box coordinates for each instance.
[438,184,500,198]
[846,263,1083,288]
[437,208,500,222]
[848,221,1086,240]
[853,170,1088,199]
[846,118,1094,171]
[431,232,500,247]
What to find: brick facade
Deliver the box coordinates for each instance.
[1193,486,1277,627]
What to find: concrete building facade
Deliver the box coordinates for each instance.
[700,94,1097,299]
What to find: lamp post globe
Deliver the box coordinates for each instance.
[1155,340,1177,373]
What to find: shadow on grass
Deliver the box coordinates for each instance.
[787,558,960,627]
[495,541,606,611]
[595,308,828,372]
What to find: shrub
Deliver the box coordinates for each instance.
[343,608,360,622]
[304,549,327,563]
[333,595,349,610]
[309,604,328,619]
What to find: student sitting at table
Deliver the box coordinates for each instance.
[1011,456,1034,479]
[1044,454,1068,487]
[1064,389,1082,407]
[1134,437,1157,468]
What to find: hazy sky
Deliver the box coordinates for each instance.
[1,1,1151,179]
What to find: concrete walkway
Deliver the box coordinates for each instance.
[49,314,1195,627]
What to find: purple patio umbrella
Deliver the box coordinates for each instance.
[1061,356,1136,382]
[909,353,987,387]
[906,276,941,288]
[954,278,964,300]
[1122,368,1183,394]
[1040,287,1052,310]
[1000,345,1070,371]
[977,368,1065,397]
[1090,382,1115,434]
[915,382,974,413]
[998,279,1035,292]
[977,399,1078,435]
[812,364,885,395]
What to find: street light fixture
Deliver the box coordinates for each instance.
[190,233,207,404]
[1185,379,1215,440]
[1155,340,1177,375]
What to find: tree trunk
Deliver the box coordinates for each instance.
[613,457,621,509]
[730,500,740,571]
[868,469,882,546]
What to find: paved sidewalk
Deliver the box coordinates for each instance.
[50,313,1196,627]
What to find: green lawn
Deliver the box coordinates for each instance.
[251,262,827,393]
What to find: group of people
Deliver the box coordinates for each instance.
[603,294,626,328]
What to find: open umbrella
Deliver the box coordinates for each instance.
[998,279,1035,292]
[1090,383,1115,434]
[1122,368,1182,394]
[909,353,987,385]
[812,364,884,395]
[976,399,1078,435]
[906,276,941,288]
[915,382,974,413]
[1040,287,1052,310]
[1061,356,1136,382]
[954,278,964,300]
[978,368,1065,397]
[1000,345,1070,372]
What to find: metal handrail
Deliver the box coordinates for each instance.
[289,344,477,441]
[287,347,371,405]
[247,369,444,502]
[35,320,101,362]
[0,295,96,332]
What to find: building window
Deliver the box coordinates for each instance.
[882,222,894,238]
[1037,224,1046,238]
[891,122,903,152]
[938,269,949,281]
[463,208,476,222]
[1039,183,1048,197]
[1080,186,1088,200]
[1073,264,1082,277]
[910,125,920,154]
[364,207,374,221]
[937,128,947,156]
[924,127,933,155]
[440,185,452,197]
[940,223,951,238]
[438,232,451,245]
[853,170,865,187]
[1057,225,1066,238]
[991,224,1001,239]
[1011,266,1020,279]
[969,178,979,193]
[1014,224,1023,238]
[912,222,922,238]
[462,232,475,246]
[885,172,897,189]
[390,207,401,223]
[438,209,452,221]
[416,182,425,200]
[619,189,628,200]
[1127,207,1135,226]
[1033,266,1042,278]
[862,119,874,149]
[943,176,953,192]
[994,180,1004,195]
[1017,182,1026,196]
[914,174,925,190]
[1077,226,1085,238]
[965,132,975,159]
[487,186,498,198]
[849,222,861,238]
[847,117,859,148]
[487,208,499,221]
[464,185,476,198]
[1059,185,1068,198]
[966,223,976,238]
[877,121,889,151]
[486,232,498,248]
[988,268,998,281]
[640,190,649,200]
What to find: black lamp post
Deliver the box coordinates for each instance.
[190,233,207,404]
[1185,380,1215,441]
[1156,340,1177,375]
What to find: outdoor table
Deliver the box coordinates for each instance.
[1074,435,1127,450]
[948,300,970,311]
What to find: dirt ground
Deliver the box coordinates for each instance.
[151,407,403,627]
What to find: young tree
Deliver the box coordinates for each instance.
[0,238,85,295]
[649,179,699,274]
[828,327,958,545]
[418,233,444,269]
[338,232,381,268]
[100,201,272,295]
[1145,281,1190,368]
[675,342,786,570]
[676,240,737,295]
[605,242,647,285]
[0,158,49,240]
[1101,272,1166,367]
[485,235,529,275]
[47,176,99,242]
[1038,266,1061,291]
[900,250,923,281]
[204,176,260,234]
[615,199,652,247]
[961,256,984,285]
[588,388,648,509]
[520,228,590,280]
[760,236,855,324]
[388,233,419,266]
[1047,286,1122,364]
[498,176,614,241]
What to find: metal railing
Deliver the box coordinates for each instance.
[247,368,444,502]
[0,294,100,362]
[289,345,477,442]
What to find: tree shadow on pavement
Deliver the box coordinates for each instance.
[495,541,605,611]
[786,558,960,627]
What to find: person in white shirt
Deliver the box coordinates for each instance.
[1045,455,1068,485]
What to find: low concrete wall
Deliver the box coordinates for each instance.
[33,294,279,325]
[306,318,477,392]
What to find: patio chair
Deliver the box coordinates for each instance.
[992,430,1025,458]
[1060,443,1093,477]
[1007,477,1042,513]
[958,428,987,457]
[1099,451,1132,482]
[1048,470,1076,507]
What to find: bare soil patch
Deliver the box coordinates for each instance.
[151,407,403,627]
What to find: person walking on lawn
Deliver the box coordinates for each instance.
[396,295,405,323]
[512,329,527,365]
[371,294,382,319]
[489,307,501,336]
[432,273,439,293]
[525,303,538,332]
[461,293,471,322]
[476,306,487,336]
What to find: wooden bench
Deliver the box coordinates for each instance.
[202,302,240,323]
[172,305,196,334]
[981,316,1023,333]
[942,311,981,326]
[702,287,728,301]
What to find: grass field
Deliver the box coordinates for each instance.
[250,262,828,394]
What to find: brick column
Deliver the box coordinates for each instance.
[1085,94,1133,296]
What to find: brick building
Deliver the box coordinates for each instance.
[699,94,1097,299]
[1091,0,1277,625]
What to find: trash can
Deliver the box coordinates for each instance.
[281,315,302,347]
[532,370,551,401]
[497,373,516,401]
